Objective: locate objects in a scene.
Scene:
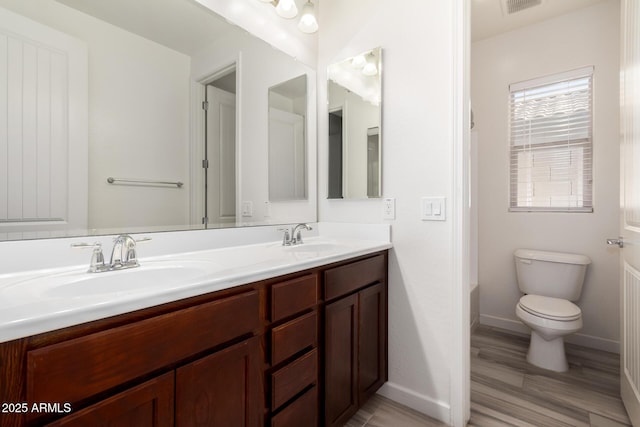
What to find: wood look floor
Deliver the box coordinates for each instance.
[345,326,633,426]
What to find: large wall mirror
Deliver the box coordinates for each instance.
[0,0,317,241]
[327,47,382,199]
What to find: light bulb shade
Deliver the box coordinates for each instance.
[351,55,366,68]
[362,63,378,76]
[362,54,378,76]
[298,1,318,33]
[276,0,298,19]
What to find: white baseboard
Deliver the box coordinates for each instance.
[377,382,450,425]
[479,314,620,354]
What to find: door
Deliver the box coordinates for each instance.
[175,336,261,427]
[324,293,358,427]
[328,110,343,199]
[0,7,88,232]
[358,282,387,403]
[206,85,236,225]
[44,373,174,427]
[268,108,305,201]
[619,1,640,424]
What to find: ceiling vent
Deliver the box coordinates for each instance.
[502,0,542,15]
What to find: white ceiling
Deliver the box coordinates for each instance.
[471,0,608,42]
[55,0,241,56]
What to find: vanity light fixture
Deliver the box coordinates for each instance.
[275,0,298,19]
[258,0,319,34]
[298,1,318,33]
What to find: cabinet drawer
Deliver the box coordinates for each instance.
[27,290,260,406]
[271,310,317,366]
[271,385,318,427]
[324,254,385,301]
[271,274,318,322]
[271,348,317,410]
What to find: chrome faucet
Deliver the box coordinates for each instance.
[72,234,148,273]
[291,223,313,245]
[278,224,312,246]
[110,234,139,270]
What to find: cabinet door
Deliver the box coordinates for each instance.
[44,372,174,427]
[324,293,358,427]
[358,282,387,403]
[175,336,261,427]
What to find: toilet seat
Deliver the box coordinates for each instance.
[518,294,581,321]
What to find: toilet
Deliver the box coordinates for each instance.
[514,249,591,372]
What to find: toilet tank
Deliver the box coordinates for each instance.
[514,249,591,301]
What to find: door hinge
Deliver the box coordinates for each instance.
[202,216,208,225]
[202,101,209,111]
[202,159,209,169]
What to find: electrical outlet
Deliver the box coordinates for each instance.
[241,201,253,217]
[383,198,395,220]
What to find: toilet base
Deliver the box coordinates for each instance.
[526,330,569,372]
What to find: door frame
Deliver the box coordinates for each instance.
[452,0,471,425]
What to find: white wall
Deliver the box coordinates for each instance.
[472,0,621,352]
[319,0,463,423]
[0,0,192,231]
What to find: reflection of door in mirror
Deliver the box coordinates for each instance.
[367,127,380,198]
[268,75,308,201]
[328,109,343,199]
[0,7,88,233]
[205,71,236,225]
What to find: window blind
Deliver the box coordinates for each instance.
[509,67,594,212]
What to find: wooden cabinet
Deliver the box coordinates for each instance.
[267,274,320,427]
[44,372,174,427]
[23,290,261,427]
[324,293,359,427]
[176,337,261,427]
[0,251,387,427]
[323,255,388,427]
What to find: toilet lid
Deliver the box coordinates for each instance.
[518,295,582,321]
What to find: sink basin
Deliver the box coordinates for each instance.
[5,260,221,299]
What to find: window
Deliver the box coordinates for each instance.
[509,67,593,212]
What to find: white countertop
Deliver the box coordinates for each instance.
[0,234,391,344]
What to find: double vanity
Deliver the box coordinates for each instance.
[0,224,391,427]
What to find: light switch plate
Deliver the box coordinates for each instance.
[383,198,396,220]
[421,197,446,221]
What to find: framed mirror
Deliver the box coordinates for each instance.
[327,47,382,199]
[0,0,317,241]
[268,75,308,201]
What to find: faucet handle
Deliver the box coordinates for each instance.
[71,242,108,272]
[89,245,107,272]
[277,228,292,246]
